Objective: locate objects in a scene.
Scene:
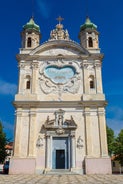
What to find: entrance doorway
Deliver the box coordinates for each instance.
[56,150,65,169]
[52,137,69,169]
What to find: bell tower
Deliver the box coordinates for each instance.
[79,17,100,53]
[21,17,41,50]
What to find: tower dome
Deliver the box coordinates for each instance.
[21,17,41,50]
[80,16,97,31]
[23,17,40,32]
[79,17,100,53]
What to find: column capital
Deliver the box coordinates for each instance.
[94,63,102,69]
[98,111,105,116]
[45,134,50,138]
[18,60,27,69]
[81,63,89,69]
[98,108,105,116]
[15,110,22,117]
[84,111,90,116]
[70,131,75,137]
[29,112,36,117]
[31,61,39,69]
[84,108,90,116]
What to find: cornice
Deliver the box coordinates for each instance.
[16,53,104,62]
[13,100,107,108]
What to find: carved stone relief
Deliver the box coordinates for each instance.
[44,109,77,130]
[39,59,80,96]
[82,63,94,70]
[49,23,70,41]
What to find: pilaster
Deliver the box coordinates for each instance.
[14,109,22,157]
[82,61,89,93]
[31,61,38,94]
[28,110,36,157]
[18,62,25,93]
[70,132,76,168]
[94,61,103,93]
[84,107,93,157]
[46,134,51,169]
[98,107,108,157]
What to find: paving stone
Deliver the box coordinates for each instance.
[0,174,123,184]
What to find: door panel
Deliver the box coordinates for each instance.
[56,150,65,169]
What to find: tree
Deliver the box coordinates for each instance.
[106,125,115,156]
[0,121,7,163]
[114,129,123,166]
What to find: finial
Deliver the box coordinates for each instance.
[32,0,34,20]
[85,0,89,18]
[32,15,34,20]
[56,16,64,24]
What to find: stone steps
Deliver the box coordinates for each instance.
[46,169,77,175]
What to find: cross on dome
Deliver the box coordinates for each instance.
[56,16,64,24]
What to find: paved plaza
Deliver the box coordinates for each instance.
[0,174,123,184]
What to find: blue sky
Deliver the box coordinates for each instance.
[0,0,123,139]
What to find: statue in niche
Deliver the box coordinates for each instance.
[36,136,43,147]
[58,115,63,126]
[77,136,83,149]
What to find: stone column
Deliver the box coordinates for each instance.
[28,110,36,157]
[84,107,93,157]
[70,132,76,168]
[14,109,22,157]
[94,61,103,93]
[46,134,51,169]
[31,61,38,94]
[98,107,108,157]
[82,61,89,94]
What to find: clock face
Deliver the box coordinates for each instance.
[44,65,76,84]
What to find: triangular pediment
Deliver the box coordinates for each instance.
[29,40,89,56]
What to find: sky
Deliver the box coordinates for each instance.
[0,0,123,140]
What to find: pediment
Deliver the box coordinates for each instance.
[30,40,89,57]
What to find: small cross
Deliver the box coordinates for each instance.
[56,16,64,24]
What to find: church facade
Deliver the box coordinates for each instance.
[9,16,111,174]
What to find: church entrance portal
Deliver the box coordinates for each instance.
[52,137,69,169]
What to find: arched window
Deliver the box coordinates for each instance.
[26,80,30,89]
[27,37,32,47]
[89,75,95,89]
[90,80,94,89]
[88,37,93,47]
[26,75,31,89]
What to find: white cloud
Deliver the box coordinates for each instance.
[0,79,17,96]
[36,0,51,19]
